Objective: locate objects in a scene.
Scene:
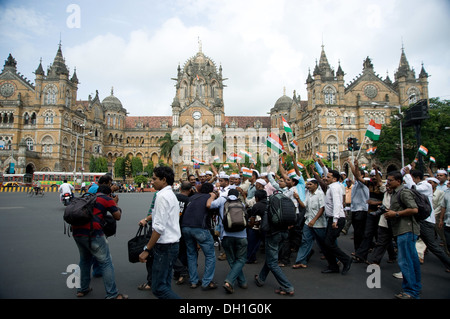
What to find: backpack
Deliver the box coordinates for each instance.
[397,185,432,221]
[267,191,297,230]
[222,199,247,232]
[63,193,97,226]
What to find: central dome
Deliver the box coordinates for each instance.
[102,88,124,112]
[274,94,293,111]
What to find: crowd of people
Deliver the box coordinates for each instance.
[69,156,450,299]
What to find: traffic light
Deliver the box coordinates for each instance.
[353,138,360,151]
[327,153,332,161]
[333,152,337,161]
[347,137,354,151]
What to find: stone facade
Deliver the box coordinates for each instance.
[0,43,428,178]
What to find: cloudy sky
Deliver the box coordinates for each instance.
[0,0,449,117]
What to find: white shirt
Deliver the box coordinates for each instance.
[152,185,181,244]
[304,188,326,228]
[59,183,74,194]
[404,174,435,224]
[284,186,299,214]
[324,182,345,222]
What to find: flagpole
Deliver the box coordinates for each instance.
[356,136,367,160]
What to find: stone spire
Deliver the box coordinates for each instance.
[35,58,45,76]
[48,43,69,77]
[2,54,17,73]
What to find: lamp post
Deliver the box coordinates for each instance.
[65,121,92,189]
[385,105,405,168]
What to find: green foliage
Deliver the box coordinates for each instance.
[131,157,143,176]
[144,161,154,177]
[88,155,108,172]
[375,97,450,168]
[114,157,125,178]
[134,174,148,185]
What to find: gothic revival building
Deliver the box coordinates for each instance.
[0,43,428,179]
[271,45,429,172]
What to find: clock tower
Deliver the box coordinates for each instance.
[171,41,225,129]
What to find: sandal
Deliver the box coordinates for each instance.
[76,288,92,297]
[394,292,414,299]
[201,281,218,291]
[223,282,234,294]
[275,287,294,296]
[137,283,151,290]
[292,263,307,269]
[114,293,129,299]
[254,275,264,287]
[176,276,186,285]
[190,281,201,289]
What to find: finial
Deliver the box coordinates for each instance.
[111,86,114,96]
[198,37,202,53]
[283,86,286,96]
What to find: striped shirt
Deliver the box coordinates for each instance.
[72,193,120,237]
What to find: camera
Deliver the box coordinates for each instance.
[370,204,387,216]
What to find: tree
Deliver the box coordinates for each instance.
[124,156,132,177]
[374,97,450,169]
[88,155,108,172]
[134,174,148,185]
[144,161,154,177]
[114,157,125,179]
[131,157,143,176]
[158,132,178,166]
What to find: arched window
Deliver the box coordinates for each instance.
[25,137,34,151]
[323,86,336,105]
[45,85,57,105]
[42,136,54,153]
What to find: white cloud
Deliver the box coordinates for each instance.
[1,0,450,117]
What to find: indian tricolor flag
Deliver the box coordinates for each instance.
[228,153,243,162]
[239,149,252,158]
[287,169,297,178]
[223,164,230,169]
[296,162,305,170]
[282,116,292,134]
[418,145,428,156]
[365,119,382,141]
[192,157,205,165]
[289,139,298,150]
[315,152,324,159]
[267,132,284,154]
[182,166,187,172]
[429,156,436,163]
[242,167,252,178]
[366,147,377,155]
[212,155,220,162]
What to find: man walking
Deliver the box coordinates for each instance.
[384,170,421,299]
[321,170,352,275]
[139,166,181,299]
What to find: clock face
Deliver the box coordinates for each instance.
[364,84,378,99]
[192,111,202,120]
[0,82,15,98]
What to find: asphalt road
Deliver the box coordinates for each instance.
[0,191,448,303]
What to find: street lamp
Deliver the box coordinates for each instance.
[371,102,405,168]
[385,105,405,168]
[65,121,92,188]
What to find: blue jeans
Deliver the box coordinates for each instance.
[151,242,181,299]
[182,227,216,287]
[222,236,248,287]
[295,225,326,264]
[74,235,118,299]
[397,232,421,298]
[258,231,294,293]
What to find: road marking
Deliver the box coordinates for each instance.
[0,207,25,209]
